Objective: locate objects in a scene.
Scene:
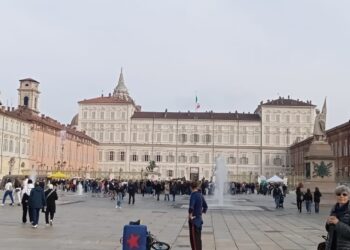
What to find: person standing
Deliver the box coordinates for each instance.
[296,185,303,213]
[303,188,313,214]
[2,179,14,206]
[164,182,170,201]
[188,181,208,250]
[115,182,123,209]
[45,184,58,226]
[127,181,135,205]
[171,182,177,202]
[325,185,350,249]
[314,187,322,214]
[155,181,162,201]
[21,179,34,223]
[13,178,22,206]
[29,182,46,228]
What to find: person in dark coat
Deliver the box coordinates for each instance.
[155,181,162,201]
[28,182,46,228]
[127,181,136,205]
[325,185,350,250]
[45,184,58,226]
[303,188,313,213]
[314,187,322,213]
[296,185,303,213]
[21,179,34,224]
[188,181,208,250]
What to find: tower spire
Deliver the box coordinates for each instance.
[113,67,129,99]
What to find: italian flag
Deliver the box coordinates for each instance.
[195,96,200,111]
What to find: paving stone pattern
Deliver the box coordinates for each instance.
[0,191,334,250]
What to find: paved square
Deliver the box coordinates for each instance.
[0,191,333,250]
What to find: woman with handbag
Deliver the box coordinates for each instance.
[44,184,58,226]
[324,185,350,250]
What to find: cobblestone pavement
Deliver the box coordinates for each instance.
[0,191,335,250]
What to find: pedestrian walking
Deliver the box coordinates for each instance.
[44,184,58,226]
[2,179,14,206]
[115,182,123,209]
[21,179,34,223]
[303,188,313,214]
[28,182,46,228]
[314,187,322,213]
[296,185,303,213]
[188,181,208,250]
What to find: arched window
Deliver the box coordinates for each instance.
[24,96,29,107]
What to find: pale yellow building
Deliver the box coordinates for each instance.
[75,70,317,181]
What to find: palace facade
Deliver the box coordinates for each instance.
[74,71,317,180]
[0,78,98,178]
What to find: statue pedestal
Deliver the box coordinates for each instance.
[303,141,337,194]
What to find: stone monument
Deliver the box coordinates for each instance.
[304,98,337,193]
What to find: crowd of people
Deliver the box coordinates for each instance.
[1,177,58,228]
[2,175,350,249]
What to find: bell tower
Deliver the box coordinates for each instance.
[17,78,40,114]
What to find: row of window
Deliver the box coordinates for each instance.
[100,151,285,166]
[82,111,126,120]
[265,114,311,123]
[265,127,311,134]
[0,119,29,135]
[2,139,29,155]
[82,122,264,133]
[89,131,262,145]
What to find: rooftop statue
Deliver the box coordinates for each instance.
[313,98,327,142]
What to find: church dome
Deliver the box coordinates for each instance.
[70,114,79,126]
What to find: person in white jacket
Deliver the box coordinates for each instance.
[21,179,34,223]
[2,179,14,206]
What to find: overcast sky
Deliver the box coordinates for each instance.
[1,0,349,128]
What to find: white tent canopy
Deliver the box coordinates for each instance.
[267,175,284,183]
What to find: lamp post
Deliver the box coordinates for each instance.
[141,168,144,180]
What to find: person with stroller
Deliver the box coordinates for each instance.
[272,184,283,209]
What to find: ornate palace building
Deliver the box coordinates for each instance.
[0,78,98,178]
[74,70,317,180]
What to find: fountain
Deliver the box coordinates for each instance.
[29,168,37,183]
[77,182,83,195]
[180,155,265,211]
[213,156,228,206]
